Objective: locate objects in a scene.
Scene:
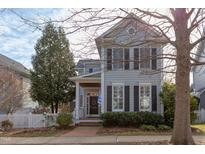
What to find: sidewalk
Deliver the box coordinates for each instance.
[0,135,205,144]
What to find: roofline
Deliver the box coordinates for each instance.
[69,77,100,83]
[77,71,101,78]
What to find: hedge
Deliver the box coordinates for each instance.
[100,112,164,127]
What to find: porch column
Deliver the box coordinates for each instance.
[101,47,105,113]
[75,82,80,120]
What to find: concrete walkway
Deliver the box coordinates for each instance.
[61,126,101,137]
[0,135,205,144]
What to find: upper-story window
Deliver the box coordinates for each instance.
[140,48,151,69]
[107,47,157,71]
[89,68,93,73]
[107,48,130,71]
[113,48,123,70]
[134,47,157,70]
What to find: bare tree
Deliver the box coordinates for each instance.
[0,65,23,114]
[10,8,205,144]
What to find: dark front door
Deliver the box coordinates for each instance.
[89,96,98,115]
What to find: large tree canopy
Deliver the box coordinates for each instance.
[30,23,76,113]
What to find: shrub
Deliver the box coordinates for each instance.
[101,112,163,127]
[56,112,72,129]
[138,111,164,127]
[160,82,199,127]
[140,125,156,131]
[157,125,171,131]
[1,119,13,131]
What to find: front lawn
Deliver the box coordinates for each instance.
[191,124,205,134]
[0,127,73,137]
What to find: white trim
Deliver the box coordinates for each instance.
[139,83,152,112]
[112,83,124,112]
[85,88,100,117]
[127,26,136,36]
[101,47,105,113]
[75,82,80,120]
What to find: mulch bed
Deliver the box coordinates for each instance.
[0,127,75,137]
[97,127,173,136]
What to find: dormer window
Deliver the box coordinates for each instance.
[127,27,136,35]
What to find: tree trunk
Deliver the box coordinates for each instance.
[55,102,58,114]
[170,9,195,145]
[51,102,54,114]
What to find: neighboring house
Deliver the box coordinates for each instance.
[192,39,205,110]
[70,13,165,122]
[0,54,38,114]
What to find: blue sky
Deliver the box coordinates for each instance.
[0,8,99,69]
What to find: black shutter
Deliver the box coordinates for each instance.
[134,86,139,111]
[151,48,157,70]
[107,86,112,112]
[152,85,157,112]
[124,48,130,70]
[107,49,112,71]
[134,48,139,70]
[124,86,130,112]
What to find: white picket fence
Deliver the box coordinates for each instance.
[0,113,58,128]
[195,109,205,123]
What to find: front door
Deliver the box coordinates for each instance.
[89,96,98,115]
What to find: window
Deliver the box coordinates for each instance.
[89,68,93,73]
[128,27,136,35]
[139,84,151,111]
[124,48,129,70]
[107,49,112,70]
[112,84,124,111]
[107,48,130,71]
[151,48,157,70]
[140,48,151,69]
[134,48,139,70]
[113,48,123,70]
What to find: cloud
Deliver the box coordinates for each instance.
[0,9,65,69]
[0,8,100,69]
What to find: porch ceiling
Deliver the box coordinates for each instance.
[80,83,101,87]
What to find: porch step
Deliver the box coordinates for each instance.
[77,119,102,126]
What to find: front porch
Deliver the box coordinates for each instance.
[70,72,102,122]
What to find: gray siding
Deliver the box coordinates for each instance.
[200,91,205,110]
[102,46,163,114]
[193,65,205,91]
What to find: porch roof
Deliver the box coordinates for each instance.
[70,71,101,83]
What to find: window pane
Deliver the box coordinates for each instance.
[140,85,151,111]
[151,48,157,70]
[124,48,129,70]
[140,48,150,69]
[112,85,124,111]
[134,48,139,70]
[107,49,112,70]
[113,48,123,70]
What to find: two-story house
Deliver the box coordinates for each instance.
[192,39,205,110]
[0,54,38,114]
[70,14,165,122]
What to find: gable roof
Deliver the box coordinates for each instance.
[95,13,166,55]
[0,54,30,77]
[192,39,205,72]
[77,59,101,68]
